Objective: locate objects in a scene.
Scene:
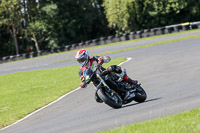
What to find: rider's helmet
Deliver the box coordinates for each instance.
[75,49,90,67]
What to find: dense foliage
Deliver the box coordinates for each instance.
[0,0,200,57]
[103,0,200,33]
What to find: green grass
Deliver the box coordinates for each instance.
[100,108,200,133]
[0,57,126,129]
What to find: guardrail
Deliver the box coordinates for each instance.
[1,21,200,64]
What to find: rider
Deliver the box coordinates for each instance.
[75,49,138,103]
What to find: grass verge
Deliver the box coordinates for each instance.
[0,57,126,129]
[100,108,200,133]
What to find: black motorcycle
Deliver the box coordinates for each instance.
[83,66,147,109]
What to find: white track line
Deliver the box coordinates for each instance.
[118,57,132,66]
[0,57,132,131]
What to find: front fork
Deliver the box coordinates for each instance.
[94,74,112,93]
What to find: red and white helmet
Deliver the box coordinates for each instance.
[75,49,90,67]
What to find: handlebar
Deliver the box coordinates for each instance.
[85,66,98,84]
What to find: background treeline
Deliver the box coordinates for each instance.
[0,0,200,58]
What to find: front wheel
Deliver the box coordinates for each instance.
[97,88,122,109]
[133,86,147,103]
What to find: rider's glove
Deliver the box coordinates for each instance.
[97,57,104,67]
[80,82,86,88]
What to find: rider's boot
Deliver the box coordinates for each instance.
[123,75,138,86]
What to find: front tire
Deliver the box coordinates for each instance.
[97,88,122,109]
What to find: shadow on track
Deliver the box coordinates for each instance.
[122,97,162,108]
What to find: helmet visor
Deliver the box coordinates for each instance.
[77,57,87,64]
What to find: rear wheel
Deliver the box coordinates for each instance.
[97,88,122,109]
[133,86,147,103]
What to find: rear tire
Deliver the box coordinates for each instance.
[97,88,122,109]
[133,86,147,103]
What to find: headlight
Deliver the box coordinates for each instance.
[85,75,90,81]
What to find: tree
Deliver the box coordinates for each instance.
[103,0,200,33]
[25,1,59,51]
[21,0,40,52]
[0,0,22,55]
[51,0,109,45]
[0,26,14,57]
[0,0,110,57]
[103,0,130,34]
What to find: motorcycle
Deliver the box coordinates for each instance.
[83,66,147,109]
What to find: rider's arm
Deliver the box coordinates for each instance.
[79,68,87,88]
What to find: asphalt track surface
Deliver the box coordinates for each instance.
[1,31,200,133]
